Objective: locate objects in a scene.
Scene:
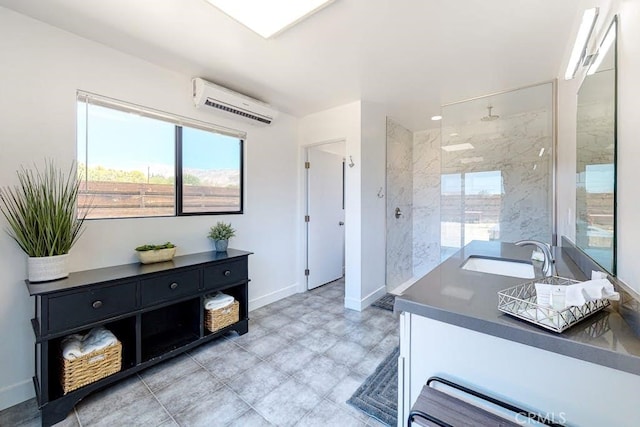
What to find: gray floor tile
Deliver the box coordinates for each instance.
[295,398,366,427]
[253,378,323,427]
[279,303,313,318]
[140,354,204,392]
[189,337,243,364]
[268,343,317,375]
[363,310,397,332]
[227,322,272,346]
[325,373,370,422]
[0,398,40,426]
[324,340,370,367]
[75,375,151,425]
[374,333,400,354]
[293,354,350,396]
[276,321,316,341]
[323,318,360,336]
[297,329,340,354]
[249,305,280,320]
[154,370,222,415]
[343,326,388,350]
[201,346,262,381]
[226,361,290,405]
[238,332,291,358]
[82,394,170,427]
[174,386,250,426]
[366,415,390,426]
[259,312,295,330]
[352,346,391,378]
[226,409,273,426]
[298,311,336,327]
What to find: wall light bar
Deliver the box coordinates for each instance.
[587,19,616,75]
[564,7,599,80]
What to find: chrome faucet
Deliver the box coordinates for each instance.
[515,240,556,277]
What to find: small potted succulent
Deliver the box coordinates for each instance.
[207,222,235,252]
[135,242,176,264]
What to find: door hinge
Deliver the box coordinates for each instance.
[304,161,310,169]
[305,215,310,222]
[304,269,310,276]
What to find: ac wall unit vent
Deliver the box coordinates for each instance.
[192,77,278,126]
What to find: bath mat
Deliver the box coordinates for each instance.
[347,346,399,426]
[372,293,395,312]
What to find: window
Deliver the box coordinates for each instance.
[77,92,244,219]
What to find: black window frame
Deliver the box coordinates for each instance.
[77,91,245,220]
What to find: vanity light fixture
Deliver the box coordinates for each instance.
[587,19,616,75]
[206,0,335,38]
[442,143,474,152]
[431,115,443,121]
[564,7,599,80]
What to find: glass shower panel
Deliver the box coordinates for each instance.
[440,83,554,260]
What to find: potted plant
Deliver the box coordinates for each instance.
[207,222,236,252]
[135,242,177,264]
[0,161,89,282]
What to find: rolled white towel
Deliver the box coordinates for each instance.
[204,292,234,310]
[61,334,84,360]
[564,279,619,307]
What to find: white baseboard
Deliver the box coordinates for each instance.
[344,285,387,311]
[248,283,299,312]
[389,276,419,295]
[0,379,34,412]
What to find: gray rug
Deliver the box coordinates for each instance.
[347,346,399,426]
[372,293,395,312]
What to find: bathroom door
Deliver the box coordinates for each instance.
[306,143,345,290]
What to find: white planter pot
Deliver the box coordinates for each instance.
[28,254,69,283]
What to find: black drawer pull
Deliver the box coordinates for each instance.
[170,282,179,290]
[92,300,103,309]
[224,270,231,277]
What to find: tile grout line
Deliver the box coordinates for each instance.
[137,373,179,426]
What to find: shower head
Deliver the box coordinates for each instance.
[481,106,499,122]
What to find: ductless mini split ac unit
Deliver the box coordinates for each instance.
[192,77,278,126]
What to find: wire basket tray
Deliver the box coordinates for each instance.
[497,276,610,333]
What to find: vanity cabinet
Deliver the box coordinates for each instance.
[26,249,251,427]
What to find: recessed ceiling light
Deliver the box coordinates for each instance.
[431,115,443,121]
[206,0,335,39]
[442,143,474,152]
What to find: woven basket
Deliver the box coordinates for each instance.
[60,340,122,394]
[205,300,239,332]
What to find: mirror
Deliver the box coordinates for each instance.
[576,18,617,274]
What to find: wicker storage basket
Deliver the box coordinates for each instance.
[60,340,122,394]
[205,300,239,332]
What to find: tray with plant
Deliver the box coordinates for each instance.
[134,242,176,264]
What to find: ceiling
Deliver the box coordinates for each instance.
[0,0,582,130]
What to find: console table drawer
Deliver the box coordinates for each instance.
[203,259,247,290]
[141,269,200,306]
[48,281,136,333]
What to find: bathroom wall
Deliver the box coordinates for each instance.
[385,118,414,288]
[412,128,442,279]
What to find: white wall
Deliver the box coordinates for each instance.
[0,7,300,410]
[557,0,640,293]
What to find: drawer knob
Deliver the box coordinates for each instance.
[170,282,179,290]
[92,300,103,309]
[224,270,231,277]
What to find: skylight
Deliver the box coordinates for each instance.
[206,0,335,39]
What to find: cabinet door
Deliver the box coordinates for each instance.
[48,281,137,333]
[141,269,200,306]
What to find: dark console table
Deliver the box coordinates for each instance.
[25,249,252,426]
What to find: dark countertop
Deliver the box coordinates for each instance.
[394,240,640,376]
[26,249,253,296]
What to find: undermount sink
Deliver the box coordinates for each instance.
[461,256,535,279]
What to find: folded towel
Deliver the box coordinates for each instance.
[564,279,619,307]
[61,327,118,361]
[204,292,234,310]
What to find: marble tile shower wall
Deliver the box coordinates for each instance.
[386,118,413,288]
[413,128,442,278]
[441,109,553,244]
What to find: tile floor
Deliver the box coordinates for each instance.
[0,279,398,426]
